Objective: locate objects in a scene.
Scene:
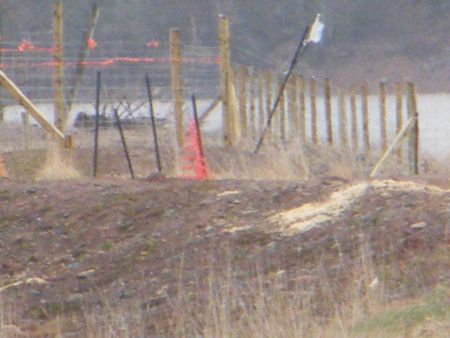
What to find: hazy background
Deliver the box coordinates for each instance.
[2,0,450,91]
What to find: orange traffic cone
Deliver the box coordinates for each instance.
[0,155,8,178]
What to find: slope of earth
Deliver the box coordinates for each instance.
[0,176,449,336]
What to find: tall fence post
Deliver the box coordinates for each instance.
[287,75,298,141]
[257,72,264,138]
[170,28,184,150]
[310,77,318,144]
[248,67,256,141]
[299,75,306,143]
[361,81,370,154]
[279,89,286,142]
[407,82,419,175]
[265,70,273,143]
[218,16,237,147]
[350,85,358,153]
[338,88,348,150]
[379,81,387,152]
[237,66,248,142]
[325,78,333,145]
[0,6,4,122]
[54,0,65,132]
[396,82,403,164]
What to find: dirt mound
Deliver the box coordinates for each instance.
[0,176,448,336]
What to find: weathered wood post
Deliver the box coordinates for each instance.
[0,6,4,122]
[325,78,333,145]
[338,88,348,150]
[379,81,387,152]
[279,88,286,142]
[361,81,370,154]
[257,72,264,137]
[170,28,184,149]
[265,70,273,143]
[310,77,318,144]
[218,16,238,147]
[287,76,298,141]
[237,66,248,142]
[248,67,257,141]
[407,82,419,175]
[396,82,403,164]
[22,112,30,150]
[350,86,358,153]
[54,1,65,132]
[299,75,306,143]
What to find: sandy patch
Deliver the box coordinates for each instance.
[273,179,450,235]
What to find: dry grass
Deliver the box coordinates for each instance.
[35,146,80,181]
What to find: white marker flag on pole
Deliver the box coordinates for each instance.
[307,14,324,44]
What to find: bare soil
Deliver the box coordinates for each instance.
[0,169,449,336]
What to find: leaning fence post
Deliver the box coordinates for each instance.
[248,67,256,141]
[325,78,333,145]
[407,82,419,175]
[379,81,387,153]
[54,0,65,132]
[170,28,184,150]
[396,82,403,164]
[310,77,318,144]
[265,70,273,143]
[257,72,264,138]
[93,71,101,178]
[279,88,286,142]
[299,75,306,143]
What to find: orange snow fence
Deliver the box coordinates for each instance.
[182,120,209,180]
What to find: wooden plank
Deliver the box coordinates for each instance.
[170,28,184,149]
[265,70,273,143]
[279,88,286,142]
[248,67,256,141]
[257,72,264,137]
[237,66,248,141]
[0,70,66,143]
[370,115,416,177]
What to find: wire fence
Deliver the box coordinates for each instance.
[0,36,221,106]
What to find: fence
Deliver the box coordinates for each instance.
[0,8,423,176]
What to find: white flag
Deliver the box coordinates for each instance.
[307,14,324,44]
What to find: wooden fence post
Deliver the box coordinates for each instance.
[170,28,185,150]
[218,16,238,147]
[257,72,264,138]
[361,81,370,154]
[407,82,419,175]
[279,89,286,142]
[310,77,318,144]
[325,78,333,145]
[396,82,403,164]
[350,86,358,153]
[287,76,298,141]
[0,7,4,122]
[265,70,273,143]
[22,112,30,150]
[299,75,306,143]
[248,67,256,141]
[338,88,348,150]
[54,1,65,132]
[379,81,387,152]
[237,66,248,142]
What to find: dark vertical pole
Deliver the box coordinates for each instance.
[113,108,135,179]
[93,71,101,177]
[145,75,162,173]
[191,95,206,163]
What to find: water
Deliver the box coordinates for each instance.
[2,93,449,159]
